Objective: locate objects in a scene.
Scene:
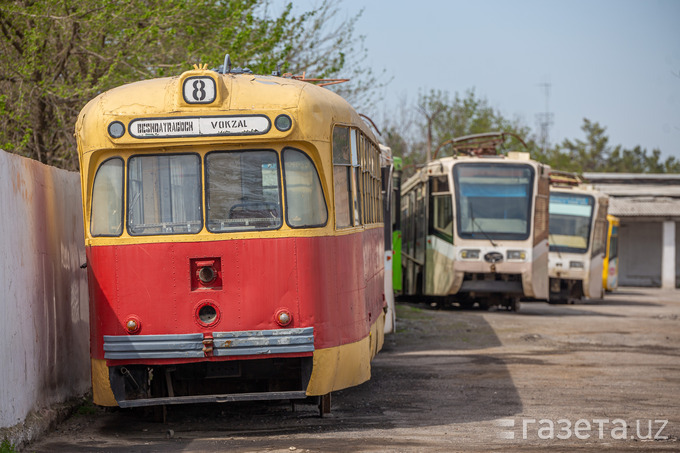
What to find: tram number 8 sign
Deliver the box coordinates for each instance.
[183,76,217,104]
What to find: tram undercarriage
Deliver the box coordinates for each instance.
[109,357,313,408]
[548,277,584,304]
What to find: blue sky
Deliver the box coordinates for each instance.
[283,0,680,160]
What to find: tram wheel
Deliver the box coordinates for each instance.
[458,300,475,310]
[508,299,521,312]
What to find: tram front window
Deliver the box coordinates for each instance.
[282,148,327,228]
[127,154,202,235]
[548,193,594,253]
[91,158,124,237]
[453,163,534,240]
[206,150,283,232]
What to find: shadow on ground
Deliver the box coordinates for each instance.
[29,302,524,452]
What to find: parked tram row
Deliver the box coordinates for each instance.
[387,135,619,311]
[73,60,618,416]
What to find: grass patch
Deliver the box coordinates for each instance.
[1,439,17,453]
[395,303,431,320]
[75,396,98,416]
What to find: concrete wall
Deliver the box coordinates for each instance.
[0,150,89,442]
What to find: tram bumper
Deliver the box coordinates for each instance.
[459,272,524,294]
[97,327,316,408]
[452,260,535,297]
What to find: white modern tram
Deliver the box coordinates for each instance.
[381,144,397,333]
[400,133,550,311]
[548,172,609,303]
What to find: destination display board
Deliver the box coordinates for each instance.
[128,115,271,139]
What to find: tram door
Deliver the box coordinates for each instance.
[402,182,427,295]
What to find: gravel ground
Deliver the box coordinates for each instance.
[25,287,680,452]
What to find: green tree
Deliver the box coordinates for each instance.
[0,0,375,170]
[554,118,612,172]
[383,89,533,177]
[538,118,680,174]
[607,146,680,173]
[283,2,386,111]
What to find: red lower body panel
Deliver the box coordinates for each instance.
[87,230,384,365]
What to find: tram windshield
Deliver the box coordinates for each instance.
[548,192,594,253]
[127,154,202,235]
[206,150,282,232]
[453,163,534,240]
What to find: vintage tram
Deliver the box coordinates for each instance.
[400,132,550,310]
[548,172,609,303]
[603,214,620,292]
[75,60,386,412]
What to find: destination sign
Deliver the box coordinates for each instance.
[128,115,271,139]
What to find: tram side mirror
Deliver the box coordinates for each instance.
[80,262,88,269]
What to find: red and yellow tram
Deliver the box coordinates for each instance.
[75,61,385,411]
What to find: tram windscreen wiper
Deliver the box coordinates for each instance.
[470,206,497,247]
[549,233,562,258]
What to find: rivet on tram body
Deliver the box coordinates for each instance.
[125,317,141,334]
[275,309,292,327]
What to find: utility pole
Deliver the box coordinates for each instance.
[417,103,445,163]
[536,81,554,154]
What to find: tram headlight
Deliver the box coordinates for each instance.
[107,121,125,138]
[198,265,216,284]
[570,261,584,269]
[274,114,292,132]
[507,250,526,261]
[460,249,480,259]
[195,300,220,327]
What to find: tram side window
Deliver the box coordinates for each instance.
[350,130,362,225]
[206,150,282,232]
[91,158,124,237]
[427,176,452,242]
[282,148,327,227]
[430,196,453,243]
[592,207,608,256]
[127,154,202,235]
[359,138,382,225]
[361,134,370,223]
[375,144,383,223]
[401,193,413,256]
[333,126,353,228]
[609,225,619,259]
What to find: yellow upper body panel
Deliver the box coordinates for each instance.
[76,69,374,154]
[75,69,379,246]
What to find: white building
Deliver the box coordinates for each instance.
[584,173,680,289]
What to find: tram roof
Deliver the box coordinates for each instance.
[76,69,376,155]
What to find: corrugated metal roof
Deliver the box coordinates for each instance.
[590,183,680,197]
[609,197,680,217]
[573,172,680,218]
[584,172,680,184]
